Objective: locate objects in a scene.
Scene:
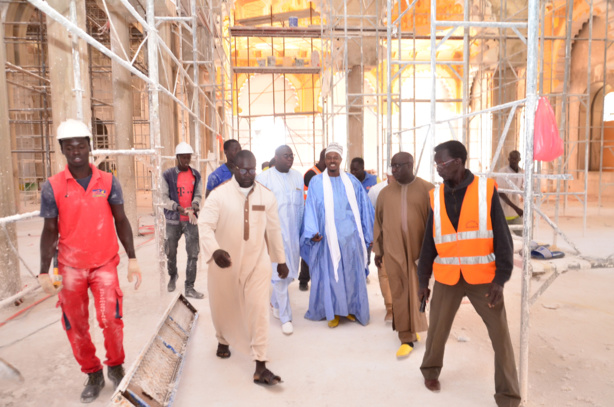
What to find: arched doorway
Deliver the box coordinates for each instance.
[591,88,614,171]
[579,85,614,172]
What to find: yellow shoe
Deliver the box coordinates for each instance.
[416,333,421,342]
[396,343,413,358]
[328,316,340,328]
[346,314,356,322]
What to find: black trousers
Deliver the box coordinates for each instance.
[298,258,310,285]
[165,222,199,289]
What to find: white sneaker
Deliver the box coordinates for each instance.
[272,307,280,319]
[281,322,293,335]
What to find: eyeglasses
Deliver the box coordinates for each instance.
[238,168,256,175]
[391,162,412,170]
[280,153,294,159]
[435,159,456,169]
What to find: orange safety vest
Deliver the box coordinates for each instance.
[430,176,496,285]
[303,165,322,200]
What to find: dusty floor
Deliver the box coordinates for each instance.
[0,202,613,407]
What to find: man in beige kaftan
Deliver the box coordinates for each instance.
[198,150,288,385]
[373,152,433,358]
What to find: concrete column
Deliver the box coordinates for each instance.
[109,10,138,236]
[46,0,92,175]
[347,65,364,161]
[0,20,21,299]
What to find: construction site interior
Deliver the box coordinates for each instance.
[0,0,613,406]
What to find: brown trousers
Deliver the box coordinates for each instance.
[420,276,521,407]
[377,263,392,312]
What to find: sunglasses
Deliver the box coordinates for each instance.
[238,168,256,175]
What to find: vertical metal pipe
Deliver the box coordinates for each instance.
[538,0,545,96]
[386,0,393,169]
[247,73,252,150]
[70,0,83,121]
[519,0,540,403]
[598,2,610,210]
[582,1,594,235]
[343,0,349,154]
[462,0,469,145]
[191,0,200,167]
[554,0,575,246]
[234,35,239,141]
[311,3,316,161]
[375,0,381,176]
[39,9,52,179]
[247,38,252,151]
[430,0,437,182]
[400,1,404,155]
[146,0,166,295]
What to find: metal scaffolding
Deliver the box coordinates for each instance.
[4,6,52,209]
[383,0,613,404]
[3,0,230,293]
[229,3,324,171]
[320,0,385,172]
[2,0,613,404]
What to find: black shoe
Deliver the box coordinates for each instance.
[107,364,125,389]
[185,287,204,299]
[299,282,308,292]
[167,275,178,292]
[80,370,105,403]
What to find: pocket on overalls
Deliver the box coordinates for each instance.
[56,298,71,331]
[115,287,124,319]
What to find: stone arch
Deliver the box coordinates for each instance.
[578,82,614,171]
[4,2,40,65]
[551,0,612,92]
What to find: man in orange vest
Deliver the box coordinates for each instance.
[417,140,520,407]
[298,148,326,291]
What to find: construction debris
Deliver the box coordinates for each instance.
[110,294,198,407]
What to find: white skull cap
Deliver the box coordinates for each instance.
[325,142,343,157]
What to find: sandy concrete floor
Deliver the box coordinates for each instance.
[0,202,613,407]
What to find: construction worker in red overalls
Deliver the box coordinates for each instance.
[38,119,142,403]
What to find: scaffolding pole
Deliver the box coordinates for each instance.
[519,0,539,403]
[22,0,226,296]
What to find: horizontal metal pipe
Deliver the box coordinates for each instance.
[0,211,40,225]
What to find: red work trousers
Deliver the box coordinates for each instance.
[57,254,124,374]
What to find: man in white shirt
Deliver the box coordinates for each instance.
[496,150,524,236]
[256,145,304,335]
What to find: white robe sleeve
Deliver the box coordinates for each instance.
[198,188,222,263]
[264,193,286,264]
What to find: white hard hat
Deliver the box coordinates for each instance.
[175,142,194,155]
[57,119,92,141]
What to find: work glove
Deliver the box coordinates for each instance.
[127,258,142,290]
[186,208,198,225]
[38,273,62,296]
